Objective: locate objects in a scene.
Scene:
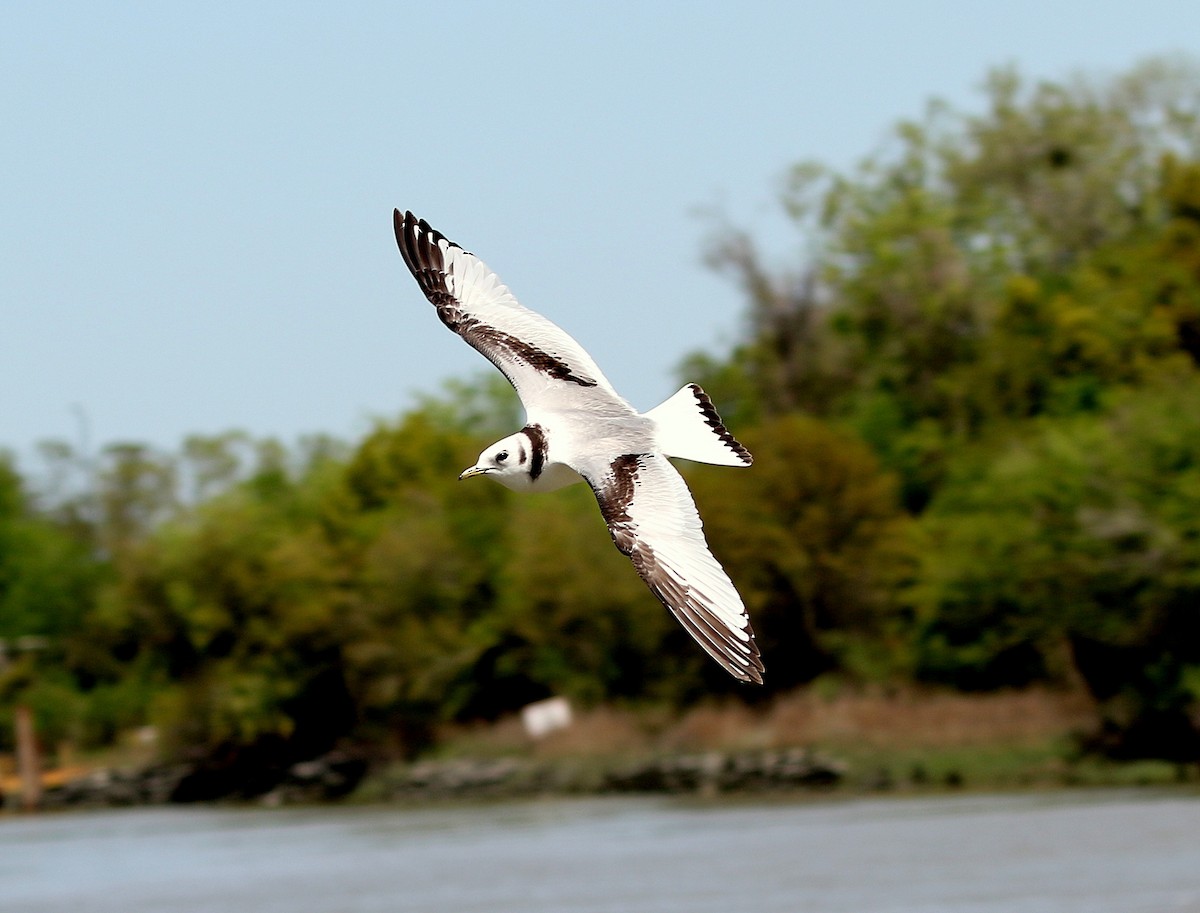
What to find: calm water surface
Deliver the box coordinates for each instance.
[3,790,1198,913]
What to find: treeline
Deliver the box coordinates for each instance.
[690,58,1200,758]
[2,59,1200,776]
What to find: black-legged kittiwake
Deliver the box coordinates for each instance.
[393,210,764,684]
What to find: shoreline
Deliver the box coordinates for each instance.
[13,743,1198,813]
[8,686,1198,812]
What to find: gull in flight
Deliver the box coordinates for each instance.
[393,211,764,684]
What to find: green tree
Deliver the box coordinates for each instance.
[690,416,914,692]
[911,381,1200,757]
[81,432,364,780]
[94,443,179,559]
[692,57,1200,759]
[700,57,1200,507]
[0,453,103,749]
[180,431,254,503]
[486,484,682,706]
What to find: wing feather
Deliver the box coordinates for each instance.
[585,453,764,684]
[393,210,633,417]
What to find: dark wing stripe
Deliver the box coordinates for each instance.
[634,544,758,671]
[393,210,597,389]
[689,384,753,465]
[461,318,598,388]
[666,600,762,676]
[595,454,642,535]
[592,453,764,684]
[638,540,764,682]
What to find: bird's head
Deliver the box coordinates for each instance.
[459,431,536,490]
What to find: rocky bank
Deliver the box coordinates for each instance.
[23,747,844,810]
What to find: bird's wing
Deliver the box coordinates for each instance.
[394,210,632,416]
[582,452,764,683]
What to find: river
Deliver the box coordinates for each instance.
[3,789,1198,912]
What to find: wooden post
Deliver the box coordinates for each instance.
[15,704,41,812]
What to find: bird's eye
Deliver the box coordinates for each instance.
[496,451,509,463]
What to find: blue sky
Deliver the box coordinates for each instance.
[3,2,1198,470]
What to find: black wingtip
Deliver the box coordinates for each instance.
[687,383,754,466]
[393,209,421,253]
[394,209,419,284]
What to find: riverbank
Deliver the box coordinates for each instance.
[12,685,1198,810]
[357,684,1193,803]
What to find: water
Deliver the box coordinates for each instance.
[3,790,1198,913]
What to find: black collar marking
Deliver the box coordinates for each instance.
[522,423,548,480]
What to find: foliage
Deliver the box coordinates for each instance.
[694,55,1200,757]
[690,417,914,691]
[910,382,1200,756]
[702,57,1200,507]
[4,58,1200,779]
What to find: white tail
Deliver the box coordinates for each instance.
[646,384,752,467]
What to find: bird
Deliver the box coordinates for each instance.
[393,210,764,684]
